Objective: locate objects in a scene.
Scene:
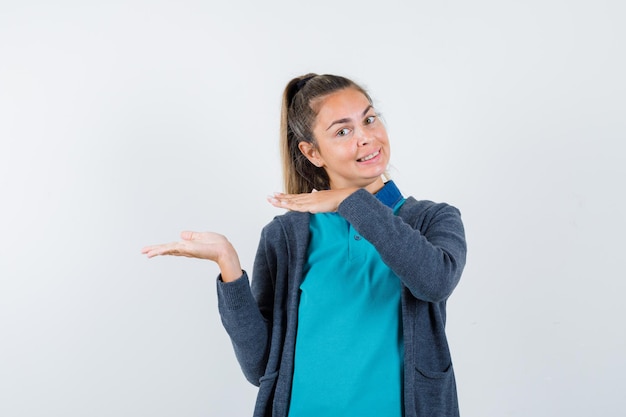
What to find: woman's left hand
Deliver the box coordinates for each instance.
[267,188,357,213]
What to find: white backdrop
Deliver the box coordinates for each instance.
[1,1,624,416]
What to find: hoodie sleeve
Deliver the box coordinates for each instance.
[338,189,466,303]
[216,228,274,386]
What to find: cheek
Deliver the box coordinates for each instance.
[372,126,389,144]
[379,129,390,144]
[330,147,354,165]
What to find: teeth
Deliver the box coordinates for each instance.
[359,151,379,162]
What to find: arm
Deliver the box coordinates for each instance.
[338,189,467,303]
[142,230,272,386]
[216,273,270,386]
[216,227,277,386]
[267,187,466,301]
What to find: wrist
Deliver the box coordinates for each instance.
[336,188,358,209]
[217,242,242,282]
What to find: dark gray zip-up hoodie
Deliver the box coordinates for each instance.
[217,188,467,417]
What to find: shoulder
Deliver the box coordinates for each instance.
[257,211,311,262]
[260,210,310,240]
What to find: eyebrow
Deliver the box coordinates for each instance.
[326,105,373,131]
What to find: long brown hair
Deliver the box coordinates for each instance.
[280,74,373,194]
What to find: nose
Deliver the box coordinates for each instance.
[356,127,371,146]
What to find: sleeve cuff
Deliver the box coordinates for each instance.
[216,271,255,311]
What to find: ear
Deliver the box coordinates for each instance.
[298,141,324,168]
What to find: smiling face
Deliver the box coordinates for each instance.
[298,87,390,192]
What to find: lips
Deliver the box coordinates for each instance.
[357,150,380,162]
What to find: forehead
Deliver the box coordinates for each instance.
[314,88,371,121]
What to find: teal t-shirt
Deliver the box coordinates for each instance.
[288,182,406,417]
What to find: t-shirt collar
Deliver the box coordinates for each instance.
[374,180,404,209]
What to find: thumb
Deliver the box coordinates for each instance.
[180,230,196,241]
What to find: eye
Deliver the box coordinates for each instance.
[336,128,351,137]
[365,115,377,124]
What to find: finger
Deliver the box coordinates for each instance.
[267,196,289,208]
[143,247,163,258]
[142,242,180,258]
[141,245,166,255]
[267,196,279,206]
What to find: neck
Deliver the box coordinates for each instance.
[328,176,385,194]
[364,176,385,194]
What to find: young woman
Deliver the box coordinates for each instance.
[142,74,467,417]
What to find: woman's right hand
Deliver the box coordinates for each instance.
[141,231,243,282]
